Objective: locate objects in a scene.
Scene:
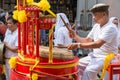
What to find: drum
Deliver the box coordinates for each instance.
[0,43,5,64]
[11,46,79,80]
[39,46,74,60]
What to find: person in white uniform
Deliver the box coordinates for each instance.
[103,17,120,80]
[110,17,120,50]
[67,3,118,80]
[3,16,18,80]
[54,13,72,48]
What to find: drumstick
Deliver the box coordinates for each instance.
[71,21,76,29]
[54,46,67,48]
[59,15,71,31]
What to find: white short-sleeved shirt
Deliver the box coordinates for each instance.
[4,29,18,58]
[54,27,72,46]
[117,27,120,48]
[87,21,118,58]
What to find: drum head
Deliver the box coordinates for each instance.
[39,46,74,60]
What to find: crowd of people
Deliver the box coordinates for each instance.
[0,3,120,80]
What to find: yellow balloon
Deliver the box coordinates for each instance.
[13,10,18,20]
[18,10,27,23]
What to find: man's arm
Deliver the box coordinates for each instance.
[67,39,105,50]
[4,42,18,53]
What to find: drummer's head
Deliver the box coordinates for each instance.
[89,3,109,24]
[7,16,18,32]
[90,3,109,14]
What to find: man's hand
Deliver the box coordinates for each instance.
[3,42,8,48]
[69,29,77,39]
[3,42,18,53]
[67,43,80,50]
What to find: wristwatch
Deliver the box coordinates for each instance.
[77,43,81,48]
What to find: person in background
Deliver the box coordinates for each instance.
[0,10,13,25]
[3,10,14,42]
[0,11,6,24]
[67,3,118,80]
[54,13,72,48]
[0,11,7,41]
[0,10,13,42]
[110,17,120,50]
[103,17,120,80]
[0,21,6,80]
[5,10,13,25]
[40,30,47,46]
[3,16,18,80]
[0,21,7,42]
[0,9,8,80]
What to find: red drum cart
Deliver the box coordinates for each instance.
[10,0,79,80]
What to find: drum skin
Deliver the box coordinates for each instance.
[39,46,74,60]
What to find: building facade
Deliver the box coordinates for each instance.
[76,0,120,30]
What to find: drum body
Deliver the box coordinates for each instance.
[10,46,79,80]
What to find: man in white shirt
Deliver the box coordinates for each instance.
[4,16,18,80]
[67,3,118,80]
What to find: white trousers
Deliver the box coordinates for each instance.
[78,55,104,80]
[78,54,119,80]
[5,59,10,80]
